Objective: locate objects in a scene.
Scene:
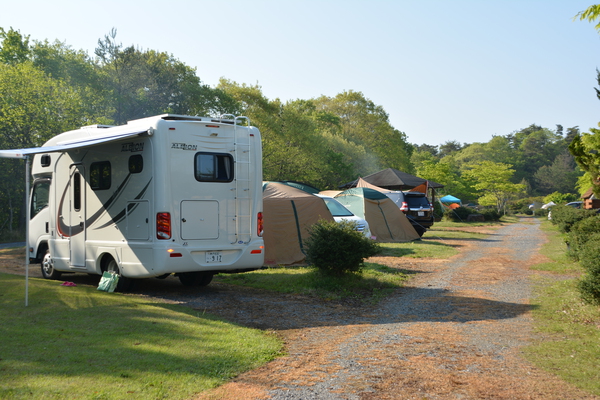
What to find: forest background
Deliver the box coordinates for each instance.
[0,27,591,236]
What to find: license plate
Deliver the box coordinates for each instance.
[418,211,425,216]
[206,251,222,263]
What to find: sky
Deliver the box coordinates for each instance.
[2,0,600,146]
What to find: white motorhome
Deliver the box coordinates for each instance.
[23,114,264,290]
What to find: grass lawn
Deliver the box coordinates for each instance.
[0,273,282,400]
[524,218,600,396]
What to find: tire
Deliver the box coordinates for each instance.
[413,225,427,237]
[41,249,62,280]
[178,271,213,287]
[104,257,137,292]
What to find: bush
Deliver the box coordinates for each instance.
[577,233,600,305]
[479,208,502,221]
[549,205,596,234]
[443,206,476,222]
[567,216,600,260]
[304,220,381,277]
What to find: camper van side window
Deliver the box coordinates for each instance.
[129,155,143,173]
[194,153,234,182]
[90,161,111,190]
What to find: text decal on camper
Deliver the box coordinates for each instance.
[121,142,144,152]
[171,143,198,151]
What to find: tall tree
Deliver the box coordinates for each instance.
[463,161,525,213]
[313,90,413,175]
[0,27,30,64]
[95,29,237,124]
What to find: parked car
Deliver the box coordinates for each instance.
[399,191,435,237]
[566,201,583,209]
[315,194,372,239]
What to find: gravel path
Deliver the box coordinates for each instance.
[192,217,597,400]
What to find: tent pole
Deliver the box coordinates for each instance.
[25,156,30,307]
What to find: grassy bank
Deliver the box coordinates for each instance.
[524,219,600,395]
[0,273,282,400]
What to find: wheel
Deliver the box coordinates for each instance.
[178,271,213,287]
[104,257,137,292]
[197,272,213,287]
[41,249,62,280]
[413,225,427,237]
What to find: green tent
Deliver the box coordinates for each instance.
[335,188,419,242]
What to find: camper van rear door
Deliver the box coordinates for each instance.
[180,200,219,240]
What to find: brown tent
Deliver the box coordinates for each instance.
[262,182,334,265]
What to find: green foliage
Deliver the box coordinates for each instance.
[549,205,596,234]
[443,206,475,222]
[543,191,580,204]
[463,160,526,213]
[304,220,381,277]
[567,215,600,259]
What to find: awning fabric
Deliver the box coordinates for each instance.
[0,128,148,159]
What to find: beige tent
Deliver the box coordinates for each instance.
[263,182,334,265]
[335,187,419,242]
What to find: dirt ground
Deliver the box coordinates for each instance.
[1,220,597,400]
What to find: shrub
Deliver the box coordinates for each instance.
[549,205,596,233]
[479,208,502,221]
[304,220,381,277]
[443,206,476,222]
[567,216,600,260]
[576,232,600,305]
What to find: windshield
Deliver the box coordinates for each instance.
[322,198,354,217]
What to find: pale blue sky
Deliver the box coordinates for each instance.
[2,0,600,146]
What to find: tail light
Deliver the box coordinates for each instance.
[257,212,264,237]
[400,201,408,213]
[156,212,171,239]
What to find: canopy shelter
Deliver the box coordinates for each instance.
[440,195,461,204]
[341,168,444,191]
[334,187,419,242]
[0,125,151,306]
[262,182,334,265]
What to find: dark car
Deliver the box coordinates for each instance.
[399,192,434,237]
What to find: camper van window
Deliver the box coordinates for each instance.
[194,153,234,182]
[73,172,81,211]
[31,180,50,219]
[90,161,111,190]
[129,155,143,173]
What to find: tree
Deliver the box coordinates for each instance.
[575,5,600,31]
[534,151,582,195]
[95,29,237,124]
[0,27,30,64]
[463,161,526,213]
[313,90,414,175]
[0,61,92,233]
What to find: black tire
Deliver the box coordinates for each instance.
[41,249,62,280]
[197,272,213,287]
[104,257,137,292]
[178,271,213,287]
[413,225,427,237]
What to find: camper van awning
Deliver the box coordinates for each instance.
[0,128,149,159]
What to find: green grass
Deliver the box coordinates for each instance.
[523,218,600,396]
[215,262,409,304]
[0,273,282,400]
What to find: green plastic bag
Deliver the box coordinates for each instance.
[97,271,119,293]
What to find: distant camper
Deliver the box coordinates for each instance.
[25,114,264,290]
